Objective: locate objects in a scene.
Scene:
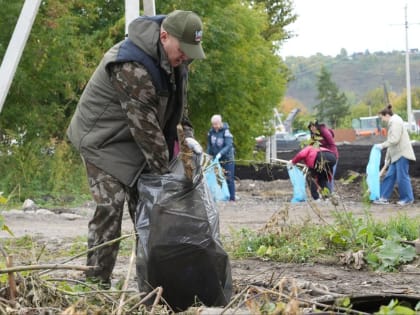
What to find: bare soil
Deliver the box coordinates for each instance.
[2,177,420,311]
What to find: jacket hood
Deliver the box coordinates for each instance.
[128,16,162,61]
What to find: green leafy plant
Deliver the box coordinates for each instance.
[375,299,418,315]
[227,209,420,272]
[366,234,417,272]
[227,228,261,258]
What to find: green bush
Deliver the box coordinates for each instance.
[0,138,89,206]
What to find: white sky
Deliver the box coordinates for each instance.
[280,0,420,57]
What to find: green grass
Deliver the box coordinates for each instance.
[226,211,420,271]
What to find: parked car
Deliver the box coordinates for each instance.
[255,132,300,152]
[294,131,311,143]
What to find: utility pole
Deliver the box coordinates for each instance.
[143,0,156,16]
[125,1,155,36]
[391,4,420,130]
[125,0,140,36]
[0,0,42,114]
[404,4,413,129]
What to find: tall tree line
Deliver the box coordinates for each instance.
[314,66,349,128]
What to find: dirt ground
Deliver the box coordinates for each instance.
[2,177,420,312]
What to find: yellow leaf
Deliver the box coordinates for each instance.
[0,195,7,204]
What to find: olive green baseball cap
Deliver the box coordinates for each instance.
[162,10,205,59]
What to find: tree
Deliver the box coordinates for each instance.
[280,96,308,116]
[158,0,292,157]
[246,0,297,44]
[314,66,349,128]
[0,0,124,141]
[0,0,296,198]
[0,0,125,197]
[1,0,295,156]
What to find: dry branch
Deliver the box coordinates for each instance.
[0,264,95,274]
[115,236,137,315]
[6,255,17,300]
[39,233,134,276]
[177,124,194,180]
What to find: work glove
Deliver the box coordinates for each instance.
[214,153,222,161]
[185,137,203,154]
[374,144,383,150]
[287,160,294,170]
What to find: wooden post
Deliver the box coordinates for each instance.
[6,255,17,300]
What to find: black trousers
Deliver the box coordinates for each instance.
[308,151,336,200]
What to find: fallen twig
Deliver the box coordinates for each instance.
[127,287,168,314]
[248,285,371,315]
[0,264,95,274]
[39,233,135,276]
[115,236,137,315]
[150,286,164,314]
[44,278,134,304]
[220,285,250,314]
[299,280,344,297]
[0,295,16,307]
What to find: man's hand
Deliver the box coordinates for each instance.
[374,144,383,150]
[215,153,222,161]
[287,160,294,169]
[185,137,203,154]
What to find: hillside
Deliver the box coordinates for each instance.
[284,50,420,109]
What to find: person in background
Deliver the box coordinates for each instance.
[67,10,205,289]
[207,114,236,201]
[289,145,336,201]
[308,120,338,192]
[373,104,415,206]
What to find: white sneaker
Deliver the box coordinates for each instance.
[373,198,389,205]
[397,200,413,206]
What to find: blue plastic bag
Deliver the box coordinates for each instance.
[287,165,307,203]
[366,145,381,201]
[204,160,230,202]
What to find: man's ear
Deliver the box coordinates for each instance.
[160,30,169,43]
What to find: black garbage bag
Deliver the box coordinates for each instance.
[135,155,232,311]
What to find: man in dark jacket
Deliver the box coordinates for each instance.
[67,10,205,288]
[207,114,236,201]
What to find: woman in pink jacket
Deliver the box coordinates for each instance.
[290,145,337,201]
[308,120,338,192]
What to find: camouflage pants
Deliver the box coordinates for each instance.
[84,160,138,283]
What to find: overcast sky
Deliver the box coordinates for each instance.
[280,0,420,57]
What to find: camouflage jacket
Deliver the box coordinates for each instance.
[67,15,193,186]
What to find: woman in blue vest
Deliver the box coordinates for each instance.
[207,115,236,201]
